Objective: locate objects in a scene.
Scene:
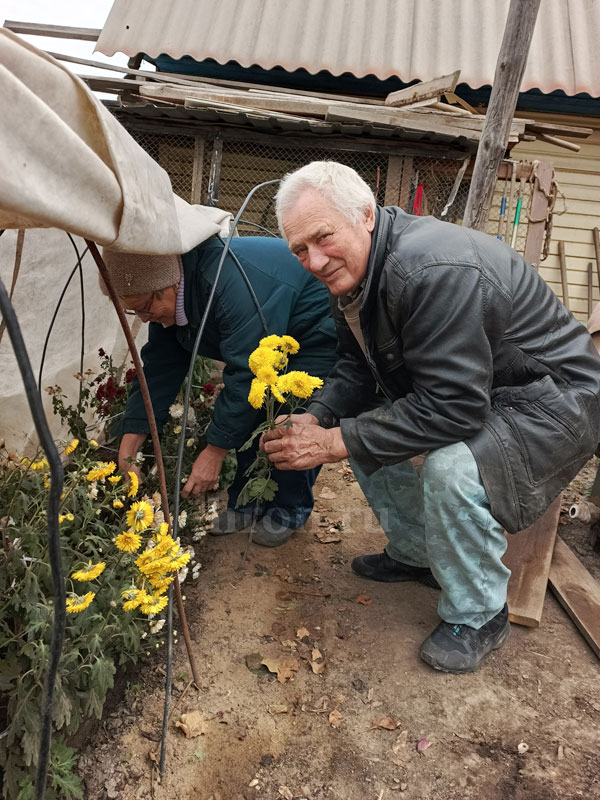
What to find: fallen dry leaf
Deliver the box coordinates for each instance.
[175,711,208,738]
[296,626,311,642]
[275,567,291,582]
[311,647,326,675]
[392,730,408,753]
[315,529,342,544]
[417,737,431,754]
[269,704,289,714]
[261,656,299,683]
[280,639,297,650]
[356,593,372,606]
[245,652,264,671]
[329,709,343,726]
[318,487,337,499]
[371,717,401,731]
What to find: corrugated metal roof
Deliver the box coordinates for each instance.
[96,0,600,97]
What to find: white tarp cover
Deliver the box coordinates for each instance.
[0,27,229,252]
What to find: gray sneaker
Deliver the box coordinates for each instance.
[420,604,510,674]
[209,509,255,536]
[250,517,295,547]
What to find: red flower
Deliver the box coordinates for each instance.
[202,382,215,396]
[125,368,136,384]
[98,348,106,357]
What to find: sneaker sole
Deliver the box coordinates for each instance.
[351,564,440,589]
[421,623,511,674]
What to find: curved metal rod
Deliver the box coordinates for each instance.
[237,218,279,238]
[159,178,280,772]
[85,241,201,687]
[0,277,66,800]
[37,243,89,393]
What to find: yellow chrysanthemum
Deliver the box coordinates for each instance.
[256,365,279,385]
[158,522,169,537]
[126,501,154,532]
[259,334,284,349]
[44,475,51,489]
[108,475,122,485]
[86,461,116,482]
[248,379,267,410]
[277,371,323,399]
[271,382,286,403]
[72,560,106,582]
[58,513,75,523]
[149,574,174,592]
[115,530,142,552]
[248,346,280,376]
[66,591,95,613]
[24,458,49,471]
[122,587,149,611]
[280,335,300,355]
[64,439,79,455]
[140,593,169,615]
[89,440,99,448]
[127,471,139,498]
[170,551,191,571]
[113,500,124,509]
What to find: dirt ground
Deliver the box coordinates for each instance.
[79,460,600,800]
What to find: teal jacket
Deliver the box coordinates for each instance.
[120,236,338,450]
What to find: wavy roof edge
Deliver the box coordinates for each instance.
[96,0,600,98]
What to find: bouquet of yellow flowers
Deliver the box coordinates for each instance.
[236,334,323,509]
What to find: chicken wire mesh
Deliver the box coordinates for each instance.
[128,128,528,250]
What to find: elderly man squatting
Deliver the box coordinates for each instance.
[261,161,600,673]
[103,234,338,547]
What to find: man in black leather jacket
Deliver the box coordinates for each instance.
[262,161,600,674]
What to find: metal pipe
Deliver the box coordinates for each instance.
[568,501,600,525]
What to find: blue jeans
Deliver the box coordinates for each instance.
[351,441,510,628]
[227,432,319,531]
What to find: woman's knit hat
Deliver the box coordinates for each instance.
[101,250,181,296]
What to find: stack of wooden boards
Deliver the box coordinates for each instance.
[504,496,600,659]
[44,54,593,152]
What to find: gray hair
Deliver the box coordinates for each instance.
[275,161,376,237]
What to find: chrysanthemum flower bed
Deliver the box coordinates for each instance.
[0,433,211,798]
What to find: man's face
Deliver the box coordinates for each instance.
[282,188,375,295]
[121,285,178,326]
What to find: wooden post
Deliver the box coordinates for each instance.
[463,0,541,230]
[523,162,553,268]
[589,263,594,318]
[398,156,413,210]
[384,156,403,206]
[593,227,600,291]
[191,136,205,205]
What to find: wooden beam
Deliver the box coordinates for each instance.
[384,71,460,107]
[503,495,560,627]
[549,536,600,659]
[537,133,581,152]
[384,156,403,205]
[593,228,600,295]
[3,20,100,40]
[463,0,541,230]
[524,161,553,267]
[524,121,593,139]
[46,50,203,86]
[325,105,481,144]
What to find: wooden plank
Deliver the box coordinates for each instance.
[384,156,403,205]
[549,536,600,658]
[503,495,561,627]
[46,50,203,87]
[4,20,101,40]
[593,228,600,294]
[524,161,553,267]
[324,105,481,143]
[384,70,460,107]
[537,133,581,152]
[524,121,593,139]
[463,0,541,230]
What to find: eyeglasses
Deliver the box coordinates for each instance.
[122,293,155,318]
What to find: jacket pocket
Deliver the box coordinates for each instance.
[492,375,593,487]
